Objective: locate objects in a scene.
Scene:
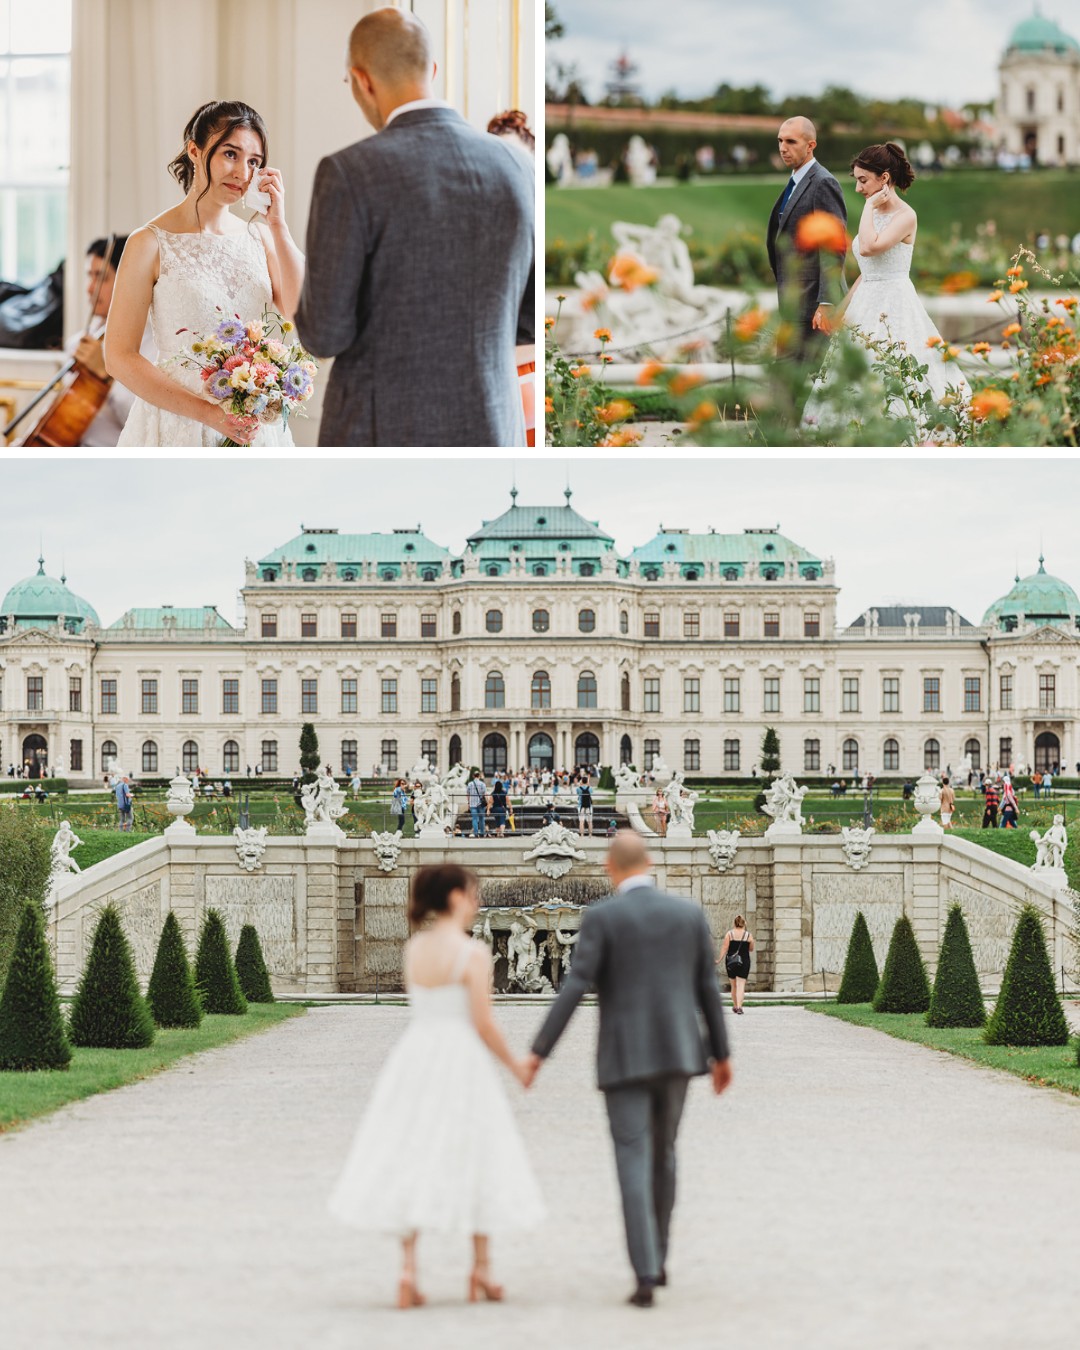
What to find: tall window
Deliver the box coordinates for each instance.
[620,734,633,765]
[842,738,859,772]
[380,613,396,638]
[999,673,1013,710]
[724,677,740,713]
[340,678,357,714]
[181,679,199,714]
[302,678,318,714]
[421,739,438,769]
[221,679,239,714]
[261,613,277,638]
[619,610,628,635]
[763,611,780,638]
[341,740,358,773]
[486,609,503,633]
[532,609,550,633]
[924,738,940,771]
[964,737,982,771]
[882,676,900,713]
[964,677,981,713]
[452,610,461,635]
[723,739,740,771]
[261,740,278,772]
[69,739,82,771]
[1039,674,1056,710]
[421,612,437,639]
[684,611,700,638]
[644,739,661,771]
[763,676,780,713]
[923,677,940,713]
[578,671,598,709]
[451,673,461,711]
[301,612,317,638]
[803,677,820,713]
[68,676,81,711]
[381,739,398,772]
[724,612,740,638]
[841,677,860,713]
[999,736,1013,766]
[578,608,596,633]
[684,739,700,771]
[142,740,158,774]
[222,741,240,773]
[803,612,820,637]
[644,611,660,638]
[141,678,158,714]
[26,675,43,710]
[0,2,71,284]
[804,739,820,771]
[531,671,551,709]
[644,677,660,713]
[621,671,631,711]
[683,677,700,713]
[340,612,357,638]
[883,738,899,771]
[261,678,278,714]
[381,678,397,713]
[100,678,117,714]
[100,740,117,772]
[421,677,438,713]
[182,740,199,773]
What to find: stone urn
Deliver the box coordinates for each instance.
[912,772,943,836]
[165,774,196,835]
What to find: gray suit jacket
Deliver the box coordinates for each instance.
[766,160,848,343]
[531,884,729,1091]
[294,107,534,448]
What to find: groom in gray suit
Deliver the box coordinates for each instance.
[294,8,534,448]
[525,832,732,1307]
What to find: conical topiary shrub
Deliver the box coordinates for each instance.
[927,904,986,1028]
[69,904,155,1049]
[235,924,275,1004]
[194,909,247,1015]
[146,911,203,1029]
[984,905,1069,1046]
[837,911,879,1003]
[0,900,71,1070]
[872,914,931,1013]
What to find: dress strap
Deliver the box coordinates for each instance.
[450,940,475,983]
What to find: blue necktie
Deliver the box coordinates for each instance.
[778,175,797,217]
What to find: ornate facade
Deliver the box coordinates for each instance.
[997,12,1080,166]
[2,494,1080,783]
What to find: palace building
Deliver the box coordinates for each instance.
[2,493,1079,784]
[997,10,1080,166]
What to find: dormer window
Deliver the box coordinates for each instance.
[579,563,595,577]
[723,568,738,581]
[262,568,277,581]
[644,567,659,581]
[405,542,415,552]
[341,569,357,581]
[305,543,316,553]
[665,543,677,553]
[803,567,820,580]
[762,567,779,581]
[533,564,547,577]
[487,565,500,577]
[422,568,437,582]
[302,567,317,582]
[381,570,396,581]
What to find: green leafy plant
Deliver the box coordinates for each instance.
[984,905,1069,1047]
[873,915,931,1014]
[146,911,203,1029]
[927,904,986,1028]
[69,904,155,1049]
[0,809,52,986]
[760,728,781,774]
[299,723,319,789]
[235,924,275,1004]
[837,911,879,1004]
[194,909,247,1016]
[0,899,71,1071]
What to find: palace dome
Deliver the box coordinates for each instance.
[1,558,99,632]
[981,557,1080,631]
[1005,13,1080,56]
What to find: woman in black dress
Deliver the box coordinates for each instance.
[718,914,755,1014]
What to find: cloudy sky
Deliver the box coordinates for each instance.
[549,0,1047,106]
[0,458,1073,630]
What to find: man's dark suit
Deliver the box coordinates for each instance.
[766,159,848,360]
[531,881,729,1285]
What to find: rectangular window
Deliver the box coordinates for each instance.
[261,613,277,638]
[222,678,239,714]
[763,677,780,714]
[644,612,660,638]
[68,677,81,712]
[381,613,397,639]
[421,612,437,639]
[340,678,357,714]
[69,739,83,772]
[340,612,357,639]
[421,678,438,713]
[763,611,780,638]
[999,736,1013,766]
[261,740,278,773]
[803,612,820,638]
[1039,674,1056,710]
[644,738,661,771]
[882,676,900,713]
[683,611,700,638]
[964,677,981,713]
[723,677,740,713]
[182,679,199,715]
[421,738,438,769]
[842,677,860,713]
[261,678,278,714]
[923,677,940,713]
[301,678,318,715]
[141,678,158,714]
[1000,673,1013,710]
[644,677,661,713]
[26,676,43,711]
[301,612,317,638]
[804,738,821,771]
[723,612,740,638]
[684,739,700,772]
[683,677,700,713]
[724,739,740,771]
[381,678,398,714]
[100,678,117,715]
[803,677,820,713]
[381,738,398,772]
[341,739,358,773]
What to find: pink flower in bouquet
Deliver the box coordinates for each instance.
[254,361,278,386]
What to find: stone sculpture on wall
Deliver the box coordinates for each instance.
[166,774,195,820]
[706,828,740,873]
[663,770,699,837]
[414,778,454,837]
[371,829,404,872]
[301,768,348,830]
[233,825,268,872]
[46,820,83,907]
[912,772,943,835]
[762,773,808,831]
[1031,815,1068,884]
[521,822,588,880]
[840,825,875,871]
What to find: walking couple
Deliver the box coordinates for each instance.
[328,832,732,1309]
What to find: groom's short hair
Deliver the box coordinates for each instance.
[349,7,432,83]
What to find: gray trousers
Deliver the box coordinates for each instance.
[603,1075,690,1283]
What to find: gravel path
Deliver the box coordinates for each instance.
[3,1004,1079,1350]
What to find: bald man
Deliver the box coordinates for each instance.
[525,831,731,1307]
[767,116,848,363]
[294,7,534,447]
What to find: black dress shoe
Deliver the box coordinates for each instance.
[656,1268,667,1287]
[628,1284,655,1307]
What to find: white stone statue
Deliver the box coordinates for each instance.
[624,134,656,187]
[611,216,718,311]
[407,755,435,785]
[762,773,808,830]
[441,762,469,795]
[1031,815,1068,875]
[371,829,404,873]
[301,768,348,830]
[840,825,875,871]
[912,772,943,835]
[414,778,453,836]
[522,821,588,880]
[233,825,268,872]
[552,907,580,974]
[166,773,195,819]
[46,820,83,907]
[506,913,540,983]
[614,762,643,793]
[707,828,740,873]
[547,132,574,184]
[650,756,673,786]
[663,769,699,836]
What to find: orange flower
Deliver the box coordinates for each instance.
[971,342,992,356]
[942,346,961,362]
[609,253,660,292]
[600,353,614,364]
[1006,266,1024,277]
[596,398,634,424]
[601,427,643,447]
[794,211,849,254]
[637,359,666,386]
[544,396,554,413]
[544,316,555,330]
[970,387,1012,421]
[1002,322,1022,338]
[593,327,613,343]
[670,370,706,396]
[570,364,590,378]
[1035,374,1052,386]
[940,271,979,295]
[580,289,606,312]
[926,335,944,349]
[987,290,1004,303]
[1009,280,1028,293]
[1045,316,1062,329]
[687,400,719,428]
[734,308,768,341]
[1055,296,1078,313]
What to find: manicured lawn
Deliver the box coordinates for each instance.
[951,824,1080,892]
[809,1003,1080,1097]
[0,1003,304,1133]
[67,829,159,869]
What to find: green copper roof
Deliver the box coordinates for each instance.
[629,527,824,578]
[258,527,449,574]
[1,557,99,631]
[108,606,234,631]
[466,491,615,548]
[982,557,1080,629]
[1007,13,1079,54]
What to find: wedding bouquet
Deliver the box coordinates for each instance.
[174,306,317,447]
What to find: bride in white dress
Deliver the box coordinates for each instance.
[802,142,970,440]
[105,100,305,448]
[329,863,544,1309]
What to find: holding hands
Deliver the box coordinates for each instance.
[516,1052,542,1089]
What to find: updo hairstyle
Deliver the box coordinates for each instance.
[850,141,915,192]
[409,864,477,925]
[487,108,535,152]
[168,100,269,222]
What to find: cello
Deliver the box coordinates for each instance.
[3,234,116,448]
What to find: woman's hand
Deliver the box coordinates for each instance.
[867,184,892,211]
[257,167,286,228]
[204,402,258,446]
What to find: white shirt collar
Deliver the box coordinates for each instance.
[791,156,817,185]
[617,873,654,894]
[384,98,452,128]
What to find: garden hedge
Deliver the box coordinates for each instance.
[0,809,52,986]
[194,909,247,1015]
[146,911,203,1028]
[984,905,1069,1047]
[0,900,71,1071]
[872,915,931,1013]
[235,925,275,1004]
[927,905,986,1028]
[69,904,155,1049]
[837,911,879,1004]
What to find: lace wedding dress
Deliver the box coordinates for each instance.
[116,224,294,448]
[328,943,546,1236]
[802,209,970,440]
